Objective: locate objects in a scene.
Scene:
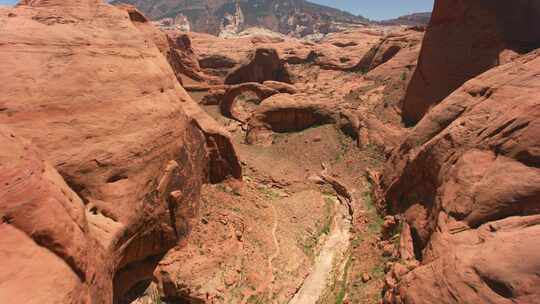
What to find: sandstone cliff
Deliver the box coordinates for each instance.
[0,1,239,302]
[380,48,540,304]
[377,1,540,303]
[401,0,540,124]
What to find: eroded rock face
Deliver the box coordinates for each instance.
[262,80,297,95]
[0,127,109,303]
[188,29,388,80]
[246,93,336,146]
[220,82,280,122]
[353,30,422,74]
[181,99,243,184]
[225,48,291,85]
[401,0,540,125]
[117,4,217,86]
[0,1,215,302]
[379,50,540,304]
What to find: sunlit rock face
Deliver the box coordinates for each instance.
[401,0,540,125]
[380,41,540,304]
[0,1,210,302]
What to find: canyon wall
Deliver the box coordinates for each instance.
[401,0,540,124]
[0,1,238,302]
[379,1,540,303]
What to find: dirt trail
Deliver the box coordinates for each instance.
[240,201,280,303]
[288,196,352,304]
[269,202,280,281]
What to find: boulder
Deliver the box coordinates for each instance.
[401,0,540,124]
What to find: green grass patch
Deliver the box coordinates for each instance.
[400,71,408,81]
[149,288,162,304]
[321,197,336,235]
[259,187,280,201]
[247,295,264,304]
[302,196,336,257]
[335,255,353,304]
[363,144,386,166]
[371,262,386,280]
[363,183,385,235]
[334,130,353,163]
[335,288,346,304]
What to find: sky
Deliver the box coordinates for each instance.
[0,0,435,20]
[311,0,434,20]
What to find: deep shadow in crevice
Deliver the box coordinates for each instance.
[483,276,514,299]
[410,226,424,261]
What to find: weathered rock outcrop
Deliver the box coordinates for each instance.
[0,127,109,303]
[401,0,540,124]
[165,30,217,84]
[262,80,297,94]
[199,54,238,70]
[188,29,390,78]
[246,93,336,145]
[182,99,243,183]
[220,82,280,122]
[378,50,540,304]
[339,111,404,154]
[117,5,216,85]
[225,48,291,85]
[0,1,238,302]
[352,31,422,74]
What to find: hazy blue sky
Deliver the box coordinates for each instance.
[311,0,434,20]
[0,0,435,20]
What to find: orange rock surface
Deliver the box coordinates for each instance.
[0,1,238,302]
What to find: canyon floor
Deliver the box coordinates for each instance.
[3,2,537,304]
[126,23,420,303]
[142,108,389,304]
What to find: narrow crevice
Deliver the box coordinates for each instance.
[107,174,128,183]
[63,175,89,204]
[410,226,424,261]
[483,276,514,299]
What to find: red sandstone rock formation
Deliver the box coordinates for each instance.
[379,50,540,304]
[220,82,280,122]
[0,127,110,303]
[117,4,217,86]
[225,48,292,85]
[262,80,297,94]
[0,1,239,302]
[246,93,337,146]
[352,30,422,74]
[181,99,243,183]
[189,29,387,79]
[401,0,540,125]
